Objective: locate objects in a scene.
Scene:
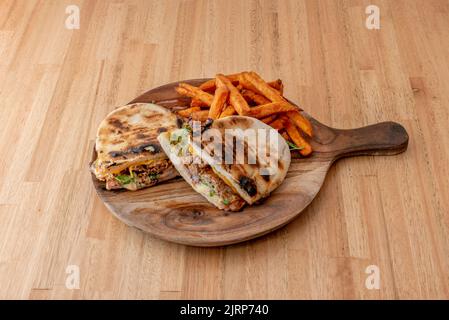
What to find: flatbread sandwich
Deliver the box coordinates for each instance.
[158,116,291,210]
[91,103,180,190]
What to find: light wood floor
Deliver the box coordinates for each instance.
[1,0,449,299]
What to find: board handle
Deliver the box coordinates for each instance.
[328,121,409,160]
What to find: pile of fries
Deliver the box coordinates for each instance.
[175,71,312,156]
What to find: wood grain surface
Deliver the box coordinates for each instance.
[93,79,408,247]
[0,0,448,299]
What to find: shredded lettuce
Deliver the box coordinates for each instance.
[149,173,159,180]
[115,174,135,185]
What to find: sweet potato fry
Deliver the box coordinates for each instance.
[191,110,210,122]
[177,83,214,105]
[177,106,201,117]
[208,86,229,120]
[242,89,270,105]
[247,101,296,119]
[284,119,312,156]
[175,86,191,97]
[199,73,240,91]
[239,75,281,95]
[268,118,284,130]
[216,74,250,115]
[268,79,284,95]
[287,110,313,137]
[200,73,281,93]
[260,114,277,124]
[190,98,208,108]
[219,104,236,118]
[281,131,290,141]
[180,72,312,156]
[241,71,284,102]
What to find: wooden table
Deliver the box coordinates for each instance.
[1,0,448,299]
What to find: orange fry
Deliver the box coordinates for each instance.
[177,106,201,117]
[287,110,313,137]
[260,114,277,124]
[208,86,229,120]
[239,76,281,95]
[268,118,284,130]
[216,74,250,115]
[199,73,240,91]
[281,131,290,141]
[175,87,191,97]
[177,83,214,105]
[267,80,283,92]
[200,73,281,93]
[241,71,284,102]
[284,119,312,156]
[191,110,210,122]
[268,79,284,95]
[219,104,236,118]
[247,101,296,119]
[190,98,208,108]
[241,89,270,105]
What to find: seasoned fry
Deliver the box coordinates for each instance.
[287,110,313,137]
[175,86,191,97]
[190,98,208,108]
[281,131,290,141]
[175,72,312,155]
[200,73,281,93]
[177,106,201,117]
[219,104,236,118]
[199,73,240,91]
[268,79,284,95]
[198,80,215,92]
[239,76,281,95]
[177,83,214,105]
[208,86,229,120]
[241,71,284,102]
[260,114,277,124]
[284,119,312,156]
[247,101,296,119]
[216,74,250,115]
[242,89,270,105]
[268,118,284,130]
[191,110,210,122]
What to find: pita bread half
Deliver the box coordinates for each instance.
[191,116,291,204]
[158,130,245,211]
[92,103,180,179]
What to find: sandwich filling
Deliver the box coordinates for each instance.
[159,129,245,211]
[91,103,180,190]
[92,158,177,191]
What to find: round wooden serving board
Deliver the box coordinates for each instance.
[91,79,409,247]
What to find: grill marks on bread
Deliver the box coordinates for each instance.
[195,116,291,204]
[94,103,179,174]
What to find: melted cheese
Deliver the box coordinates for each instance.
[211,166,240,195]
[94,158,164,179]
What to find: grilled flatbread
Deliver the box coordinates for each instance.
[91,103,181,190]
[158,129,246,211]
[191,116,291,204]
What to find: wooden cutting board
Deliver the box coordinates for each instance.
[91,79,409,247]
